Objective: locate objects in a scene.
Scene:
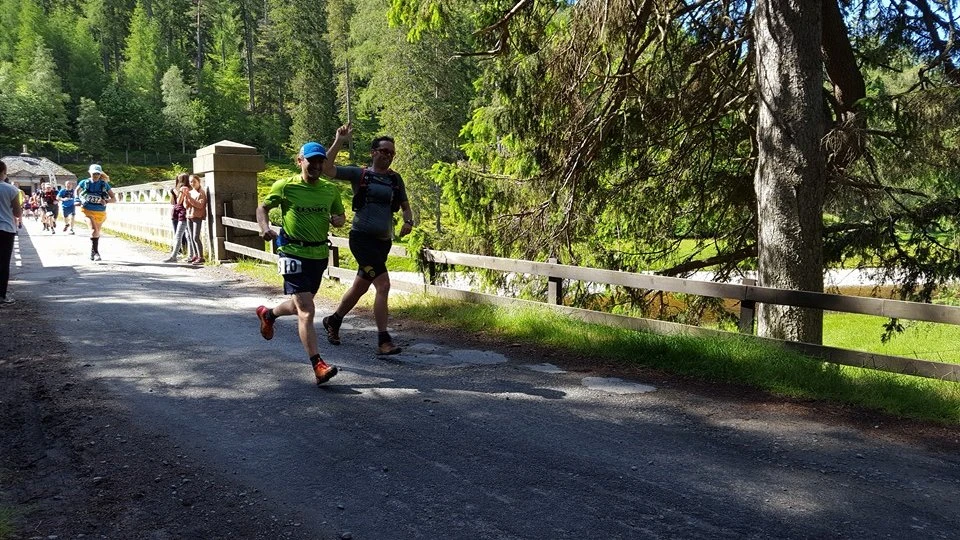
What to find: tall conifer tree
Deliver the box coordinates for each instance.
[122,0,163,103]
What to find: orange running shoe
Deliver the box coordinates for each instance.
[313,360,339,385]
[256,305,274,340]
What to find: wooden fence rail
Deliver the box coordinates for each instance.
[220,216,960,383]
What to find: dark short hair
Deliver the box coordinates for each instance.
[371,136,395,150]
[0,160,5,174]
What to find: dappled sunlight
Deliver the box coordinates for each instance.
[356,387,423,399]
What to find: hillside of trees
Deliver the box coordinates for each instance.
[1,0,959,341]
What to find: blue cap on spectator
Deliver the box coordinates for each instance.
[299,142,327,159]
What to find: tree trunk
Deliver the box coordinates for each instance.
[241,0,256,111]
[753,0,826,344]
[195,0,203,77]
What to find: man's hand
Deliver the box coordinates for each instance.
[330,213,346,227]
[399,222,413,237]
[260,229,278,241]
[334,124,353,144]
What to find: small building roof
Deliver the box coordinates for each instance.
[1,154,77,187]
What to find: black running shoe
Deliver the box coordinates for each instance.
[322,316,341,345]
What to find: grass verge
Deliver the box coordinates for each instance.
[0,507,14,540]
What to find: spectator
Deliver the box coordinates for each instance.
[162,175,190,263]
[184,174,206,264]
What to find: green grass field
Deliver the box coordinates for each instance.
[824,312,960,364]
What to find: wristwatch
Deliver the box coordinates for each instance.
[404,219,414,226]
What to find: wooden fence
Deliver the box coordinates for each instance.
[221,215,960,383]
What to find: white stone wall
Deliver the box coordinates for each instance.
[104,181,211,255]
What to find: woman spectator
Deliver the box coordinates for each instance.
[169,173,188,256]
[162,175,190,263]
[184,174,206,264]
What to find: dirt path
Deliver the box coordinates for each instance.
[1,300,313,539]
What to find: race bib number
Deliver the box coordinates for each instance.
[277,256,302,276]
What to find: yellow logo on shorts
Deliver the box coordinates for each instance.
[363,265,376,278]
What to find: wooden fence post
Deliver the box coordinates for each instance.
[222,200,233,246]
[739,278,756,334]
[424,249,437,285]
[548,257,563,305]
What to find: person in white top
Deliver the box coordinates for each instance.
[0,160,24,304]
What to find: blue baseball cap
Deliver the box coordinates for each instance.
[299,142,327,159]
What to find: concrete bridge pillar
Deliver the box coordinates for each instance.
[193,141,265,262]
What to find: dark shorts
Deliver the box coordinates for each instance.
[62,206,75,217]
[349,231,391,280]
[44,204,59,218]
[278,254,328,295]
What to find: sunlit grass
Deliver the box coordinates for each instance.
[0,507,15,540]
[824,312,960,364]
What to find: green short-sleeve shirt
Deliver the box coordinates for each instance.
[262,175,345,259]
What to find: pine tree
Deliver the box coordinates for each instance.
[280,0,336,148]
[161,64,198,152]
[14,0,45,77]
[0,0,22,62]
[4,43,70,139]
[77,97,107,157]
[122,0,163,103]
[196,3,250,143]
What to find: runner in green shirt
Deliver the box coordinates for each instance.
[255,141,346,385]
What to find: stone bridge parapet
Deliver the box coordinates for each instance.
[103,140,265,261]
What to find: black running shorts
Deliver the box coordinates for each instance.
[349,230,391,280]
[278,254,328,295]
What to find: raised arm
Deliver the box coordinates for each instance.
[321,124,352,179]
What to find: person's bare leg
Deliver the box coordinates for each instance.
[291,292,319,357]
[371,273,391,332]
[333,275,373,317]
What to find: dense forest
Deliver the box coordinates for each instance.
[1,0,959,341]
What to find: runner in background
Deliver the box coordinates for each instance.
[77,164,115,261]
[57,180,77,234]
[41,183,59,234]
